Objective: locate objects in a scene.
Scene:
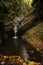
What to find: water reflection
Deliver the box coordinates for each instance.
[3,37,29,62]
[21,45,29,62]
[0,37,41,63]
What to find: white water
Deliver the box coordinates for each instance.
[13,25,18,39]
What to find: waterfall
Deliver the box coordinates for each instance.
[13,18,21,39]
[13,25,18,39]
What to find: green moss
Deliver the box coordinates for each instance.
[38,32,43,41]
[25,33,32,38]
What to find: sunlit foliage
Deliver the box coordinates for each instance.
[23,0,33,5]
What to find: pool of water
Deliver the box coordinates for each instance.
[0,37,42,63]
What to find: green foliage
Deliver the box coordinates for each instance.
[23,0,33,5]
[0,0,34,31]
[0,0,21,31]
[0,0,21,20]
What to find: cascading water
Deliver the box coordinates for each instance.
[13,18,21,39]
[13,25,18,39]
